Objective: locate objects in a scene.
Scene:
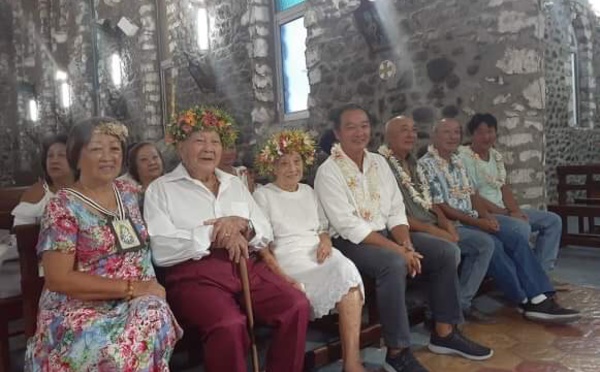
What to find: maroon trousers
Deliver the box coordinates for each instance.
[164,250,310,372]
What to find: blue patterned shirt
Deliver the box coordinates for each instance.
[418,149,478,218]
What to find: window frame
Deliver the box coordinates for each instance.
[273,1,310,122]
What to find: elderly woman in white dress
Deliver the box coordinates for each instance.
[253,130,366,372]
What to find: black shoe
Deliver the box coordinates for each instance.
[463,307,497,324]
[384,348,428,372]
[428,327,493,361]
[523,297,580,323]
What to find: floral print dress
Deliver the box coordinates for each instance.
[25,180,182,372]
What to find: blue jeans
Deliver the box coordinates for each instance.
[455,227,495,310]
[464,216,554,304]
[493,210,561,272]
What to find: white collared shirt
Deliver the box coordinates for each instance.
[144,163,273,267]
[314,151,409,245]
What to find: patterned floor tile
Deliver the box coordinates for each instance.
[514,360,573,372]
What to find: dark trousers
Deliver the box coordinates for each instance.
[333,231,462,348]
[164,250,310,372]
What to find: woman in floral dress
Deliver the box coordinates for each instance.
[25,117,182,371]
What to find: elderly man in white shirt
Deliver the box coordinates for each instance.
[315,104,492,372]
[144,106,309,372]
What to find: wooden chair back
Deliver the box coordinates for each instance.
[556,164,600,204]
[0,186,27,230]
[14,224,42,338]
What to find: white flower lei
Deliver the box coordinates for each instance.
[378,145,432,210]
[459,146,506,189]
[427,145,473,198]
[331,143,381,222]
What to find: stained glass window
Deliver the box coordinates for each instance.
[276,0,305,12]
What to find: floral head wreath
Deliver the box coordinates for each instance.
[166,106,238,148]
[256,130,316,176]
[94,121,129,142]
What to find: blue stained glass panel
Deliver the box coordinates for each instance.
[276,0,305,12]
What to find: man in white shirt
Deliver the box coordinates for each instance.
[144,107,309,372]
[315,104,493,372]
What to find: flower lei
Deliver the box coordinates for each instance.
[166,106,238,147]
[459,146,506,189]
[427,145,473,198]
[331,143,381,222]
[255,130,316,176]
[378,145,432,210]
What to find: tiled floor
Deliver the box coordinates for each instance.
[5,245,600,372]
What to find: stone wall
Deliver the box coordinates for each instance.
[0,0,162,185]
[0,0,18,185]
[163,0,264,164]
[543,0,600,202]
[1,0,598,205]
[94,0,163,141]
[305,0,547,207]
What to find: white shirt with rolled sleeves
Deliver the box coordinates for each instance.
[314,151,409,245]
[144,163,273,267]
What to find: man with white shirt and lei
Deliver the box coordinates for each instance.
[144,106,310,372]
[314,104,492,372]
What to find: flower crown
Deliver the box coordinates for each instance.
[256,130,316,176]
[94,121,129,142]
[166,106,238,147]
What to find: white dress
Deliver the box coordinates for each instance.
[253,183,364,319]
[11,182,55,226]
[1,182,54,266]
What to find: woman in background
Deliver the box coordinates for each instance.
[12,134,74,226]
[1,134,74,267]
[127,141,165,190]
[219,145,255,192]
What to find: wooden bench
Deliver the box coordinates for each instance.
[548,164,600,248]
[16,223,431,371]
[0,186,27,372]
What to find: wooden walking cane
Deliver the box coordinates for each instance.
[239,257,260,372]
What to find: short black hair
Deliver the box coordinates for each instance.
[67,117,127,180]
[127,141,164,183]
[41,133,69,185]
[318,129,336,155]
[466,113,498,135]
[329,103,375,131]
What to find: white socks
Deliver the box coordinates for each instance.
[530,294,548,305]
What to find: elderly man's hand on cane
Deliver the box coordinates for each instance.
[223,232,250,263]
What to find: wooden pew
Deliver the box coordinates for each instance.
[0,186,27,372]
[16,226,431,371]
[548,164,600,248]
